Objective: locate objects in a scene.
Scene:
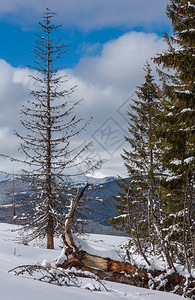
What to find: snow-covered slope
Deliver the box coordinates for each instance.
[0,223,189,300]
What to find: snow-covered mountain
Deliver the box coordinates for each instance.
[0,176,124,235]
[67,174,118,186]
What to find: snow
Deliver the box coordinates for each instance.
[0,204,12,208]
[181,29,195,33]
[0,223,190,300]
[169,157,194,166]
[166,175,182,182]
[112,213,128,220]
[41,258,51,268]
[170,159,182,165]
[74,233,127,260]
[56,247,67,265]
[181,108,192,113]
[175,90,191,94]
[188,1,195,8]
[184,157,194,164]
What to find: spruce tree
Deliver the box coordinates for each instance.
[154,0,195,270]
[110,63,161,264]
[1,9,102,249]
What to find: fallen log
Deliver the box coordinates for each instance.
[56,249,158,278]
[56,249,195,298]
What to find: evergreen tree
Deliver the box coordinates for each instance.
[1,9,102,249]
[154,0,195,270]
[110,63,161,265]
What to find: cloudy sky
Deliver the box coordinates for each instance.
[0,0,172,179]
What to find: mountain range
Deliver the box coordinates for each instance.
[0,176,127,236]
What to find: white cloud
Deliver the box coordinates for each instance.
[0,31,166,177]
[63,32,166,137]
[0,60,29,127]
[0,0,170,32]
[0,127,9,140]
[74,32,165,90]
[0,60,31,160]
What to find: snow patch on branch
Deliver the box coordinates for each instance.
[184,157,194,164]
[56,247,67,265]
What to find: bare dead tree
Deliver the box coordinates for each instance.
[0,9,102,249]
[62,182,91,250]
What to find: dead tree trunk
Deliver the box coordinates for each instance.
[62,182,91,250]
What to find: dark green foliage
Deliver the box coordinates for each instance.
[111,1,194,271]
[154,0,195,270]
[110,64,162,263]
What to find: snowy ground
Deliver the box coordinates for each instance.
[0,223,189,300]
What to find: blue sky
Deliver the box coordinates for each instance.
[0,22,129,67]
[0,0,172,179]
[0,4,171,68]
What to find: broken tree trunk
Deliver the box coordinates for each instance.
[62,182,91,253]
[56,250,195,297]
[56,249,148,278]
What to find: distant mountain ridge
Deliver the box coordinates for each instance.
[0,176,127,236]
[70,175,118,186]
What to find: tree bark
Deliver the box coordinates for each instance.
[63,182,91,250]
[47,232,54,250]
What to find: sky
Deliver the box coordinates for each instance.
[0,0,172,179]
